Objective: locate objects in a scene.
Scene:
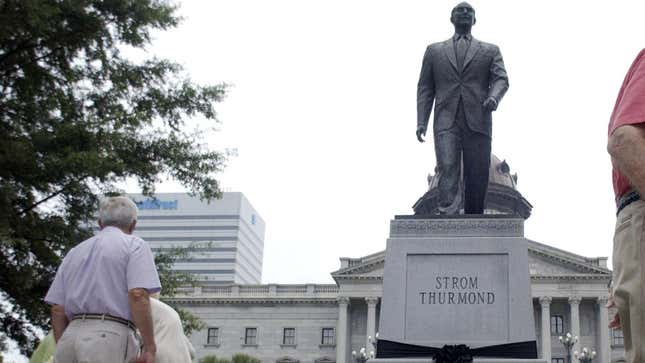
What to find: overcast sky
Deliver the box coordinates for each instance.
[7,1,645,360]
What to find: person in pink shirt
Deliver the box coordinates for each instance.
[607,48,645,363]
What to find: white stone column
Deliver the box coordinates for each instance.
[336,297,350,363]
[365,297,379,354]
[539,296,552,362]
[597,297,611,363]
[569,296,582,355]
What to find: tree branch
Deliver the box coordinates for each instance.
[17,175,90,216]
[0,39,35,69]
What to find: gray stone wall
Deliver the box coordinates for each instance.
[189,303,338,363]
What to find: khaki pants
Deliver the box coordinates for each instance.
[54,318,139,363]
[613,199,645,363]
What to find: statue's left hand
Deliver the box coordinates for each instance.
[483,97,498,111]
[416,125,427,143]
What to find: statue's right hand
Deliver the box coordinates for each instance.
[416,126,426,143]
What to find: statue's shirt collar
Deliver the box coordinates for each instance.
[453,33,473,42]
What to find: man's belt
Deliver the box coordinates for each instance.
[72,314,136,331]
[617,189,641,215]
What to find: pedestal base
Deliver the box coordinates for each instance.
[378,216,537,358]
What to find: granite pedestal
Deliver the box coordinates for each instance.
[375,215,545,363]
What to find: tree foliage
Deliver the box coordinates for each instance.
[232,353,261,363]
[200,355,231,363]
[0,0,227,355]
[200,353,261,363]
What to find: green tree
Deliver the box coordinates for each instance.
[200,355,231,363]
[199,354,260,363]
[231,353,261,363]
[0,0,227,355]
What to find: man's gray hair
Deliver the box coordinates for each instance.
[99,196,138,229]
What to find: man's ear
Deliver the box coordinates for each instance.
[472,17,476,26]
[127,220,137,234]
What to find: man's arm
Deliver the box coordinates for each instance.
[487,45,509,109]
[51,304,68,342]
[129,288,156,362]
[417,46,435,142]
[608,123,645,194]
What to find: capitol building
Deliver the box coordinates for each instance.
[165,157,624,363]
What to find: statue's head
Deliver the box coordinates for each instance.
[450,2,476,29]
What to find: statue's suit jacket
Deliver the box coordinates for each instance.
[417,37,509,137]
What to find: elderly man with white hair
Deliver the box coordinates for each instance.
[45,196,161,363]
[149,294,195,363]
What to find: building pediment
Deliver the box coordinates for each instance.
[332,251,385,281]
[527,239,611,276]
[331,240,610,283]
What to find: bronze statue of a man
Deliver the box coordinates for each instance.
[416,2,508,215]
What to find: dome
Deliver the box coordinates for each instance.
[412,154,533,218]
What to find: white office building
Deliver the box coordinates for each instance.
[130,192,265,285]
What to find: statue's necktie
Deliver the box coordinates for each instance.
[456,37,468,71]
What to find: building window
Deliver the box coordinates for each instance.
[551,358,565,363]
[550,315,564,335]
[283,328,296,345]
[244,327,257,345]
[321,328,335,345]
[612,329,624,346]
[207,327,219,345]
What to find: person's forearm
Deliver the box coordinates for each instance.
[128,288,156,354]
[608,124,645,195]
[51,305,68,342]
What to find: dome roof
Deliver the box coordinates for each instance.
[413,154,533,218]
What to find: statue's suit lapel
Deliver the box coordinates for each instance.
[444,39,458,72]
[443,37,481,73]
[463,38,481,72]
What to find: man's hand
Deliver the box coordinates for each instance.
[483,97,498,111]
[416,125,427,143]
[607,294,622,329]
[132,350,155,363]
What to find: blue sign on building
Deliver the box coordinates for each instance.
[134,199,178,210]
